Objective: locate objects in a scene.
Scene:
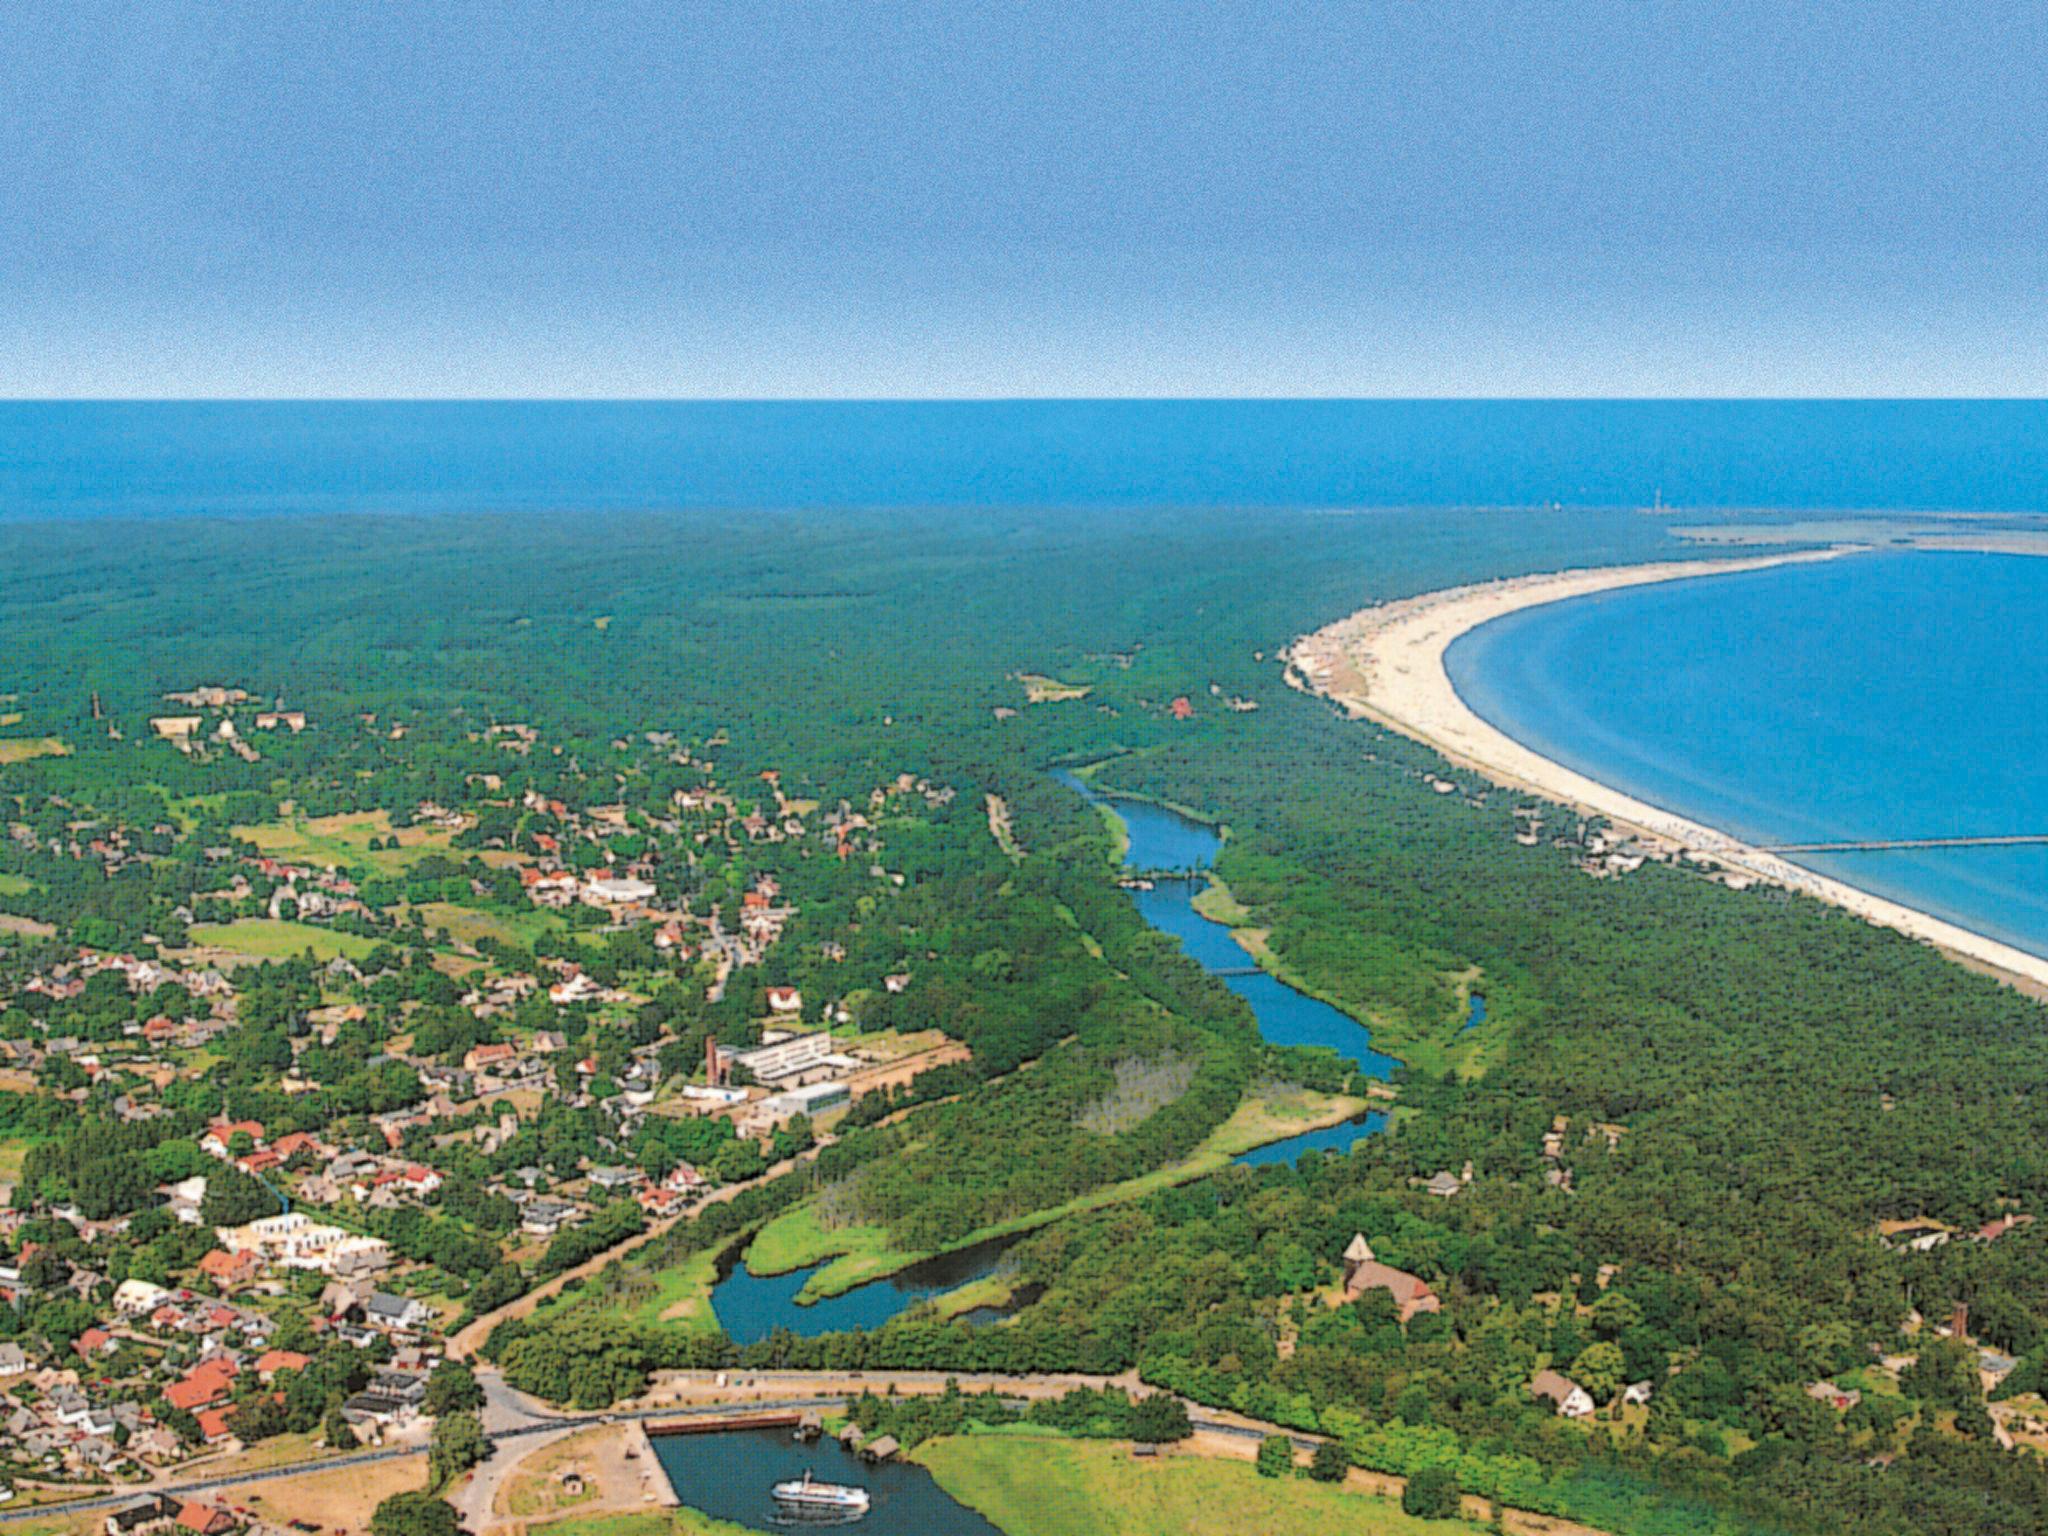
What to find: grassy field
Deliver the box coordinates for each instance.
[501,1427,609,1517]
[235,1448,428,1533]
[0,1138,38,1184]
[531,1245,725,1337]
[186,918,383,963]
[235,810,457,875]
[419,900,564,949]
[0,737,68,765]
[916,1434,1472,1536]
[0,873,34,896]
[530,1511,756,1536]
[743,1083,1367,1299]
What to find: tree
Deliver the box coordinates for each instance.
[201,1165,276,1226]
[424,1362,483,1416]
[371,1493,464,1536]
[1402,1464,1461,1519]
[1572,1340,1626,1406]
[1255,1433,1294,1478]
[1130,1393,1191,1443]
[1308,1439,1347,1483]
[430,1409,489,1488]
[324,1405,357,1450]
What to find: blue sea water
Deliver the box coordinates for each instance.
[1446,550,2048,960]
[6,400,2048,516]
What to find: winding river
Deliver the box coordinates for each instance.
[711,770,1399,1341]
[1056,768,1398,1161]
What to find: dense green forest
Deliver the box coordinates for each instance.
[6,504,2048,1535]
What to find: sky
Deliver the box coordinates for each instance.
[3,0,2046,398]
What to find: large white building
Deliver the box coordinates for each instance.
[717,1030,857,1086]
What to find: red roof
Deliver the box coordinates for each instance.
[193,1407,237,1444]
[73,1327,113,1356]
[1169,696,1195,719]
[165,1357,237,1412]
[177,1501,236,1533]
[198,1249,258,1283]
[255,1348,310,1377]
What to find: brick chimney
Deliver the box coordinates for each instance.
[705,1034,722,1088]
[1952,1302,1969,1341]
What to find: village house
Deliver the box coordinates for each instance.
[1531,1369,1597,1418]
[1340,1235,1441,1323]
[196,1249,263,1290]
[198,1121,264,1160]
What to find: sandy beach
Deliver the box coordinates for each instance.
[1285,548,2048,996]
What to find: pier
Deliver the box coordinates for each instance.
[1760,834,2048,854]
[645,1410,805,1436]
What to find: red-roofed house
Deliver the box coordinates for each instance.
[73,1326,116,1359]
[197,1249,262,1290]
[464,1043,517,1074]
[177,1501,238,1533]
[254,1349,310,1382]
[269,1131,328,1162]
[193,1406,238,1445]
[199,1121,264,1159]
[165,1358,237,1413]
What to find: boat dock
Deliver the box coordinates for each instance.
[645,1410,806,1436]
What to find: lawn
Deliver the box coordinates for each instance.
[234,810,458,875]
[419,900,564,949]
[745,1083,1366,1299]
[0,873,35,896]
[531,1513,755,1536]
[186,918,383,963]
[535,1246,725,1337]
[0,1135,46,1184]
[916,1434,1471,1536]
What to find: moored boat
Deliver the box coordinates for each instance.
[771,1469,869,1515]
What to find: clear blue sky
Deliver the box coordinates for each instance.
[4,1,2045,397]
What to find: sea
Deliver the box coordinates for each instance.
[5,399,2047,960]
[5,399,2048,516]
[1446,549,2048,960]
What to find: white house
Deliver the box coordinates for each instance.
[1531,1370,1596,1419]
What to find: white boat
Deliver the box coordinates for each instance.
[771,1470,870,1515]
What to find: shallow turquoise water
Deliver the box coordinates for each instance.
[1445,549,2048,959]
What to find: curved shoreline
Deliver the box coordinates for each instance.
[1284,548,2048,996]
